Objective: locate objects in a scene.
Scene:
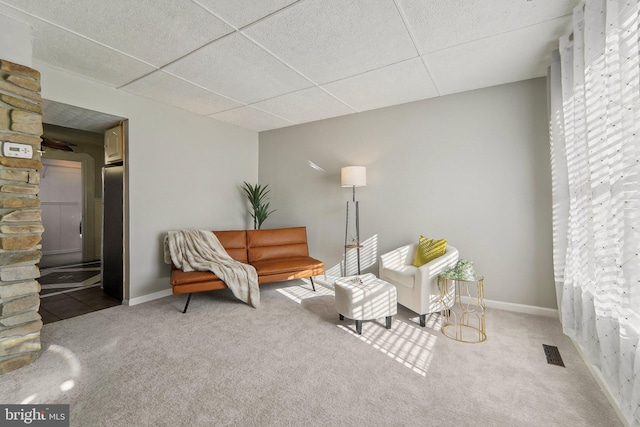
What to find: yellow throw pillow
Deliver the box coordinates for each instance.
[413,235,447,267]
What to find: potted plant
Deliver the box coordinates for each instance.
[241,182,276,230]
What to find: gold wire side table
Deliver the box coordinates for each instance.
[438,275,486,343]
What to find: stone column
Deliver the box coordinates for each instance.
[0,59,44,374]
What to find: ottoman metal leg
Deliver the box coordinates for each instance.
[419,314,426,327]
[355,320,362,335]
[386,316,392,329]
[339,314,344,320]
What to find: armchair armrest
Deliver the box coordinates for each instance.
[379,243,416,272]
[415,245,459,284]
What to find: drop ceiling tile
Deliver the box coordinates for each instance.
[209,106,295,132]
[122,71,242,116]
[0,5,155,87]
[425,18,570,96]
[196,0,299,29]
[397,0,578,54]
[322,57,438,112]
[34,26,154,87]
[165,32,312,104]
[243,0,417,84]
[252,87,355,124]
[1,0,232,66]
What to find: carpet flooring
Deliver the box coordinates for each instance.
[1,279,622,426]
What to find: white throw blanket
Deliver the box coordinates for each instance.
[164,230,259,308]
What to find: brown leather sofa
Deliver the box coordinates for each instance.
[170,226,324,312]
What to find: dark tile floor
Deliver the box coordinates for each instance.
[39,286,120,324]
[38,260,120,324]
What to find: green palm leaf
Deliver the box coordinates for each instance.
[241,182,276,229]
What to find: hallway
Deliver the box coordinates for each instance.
[38,261,120,324]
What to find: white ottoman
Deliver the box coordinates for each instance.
[335,273,398,334]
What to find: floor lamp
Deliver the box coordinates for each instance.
[342,166,366,276]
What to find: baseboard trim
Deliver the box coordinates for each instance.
[126,283,558,317]
[124,288,172,306]
[460,296,558,317]
[570,339,631,427]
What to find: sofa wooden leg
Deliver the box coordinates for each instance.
[182,294,192,313]
[419,314,426,327]
[386,316,392,329]
[310,276,316,292]
[355,320,362,335]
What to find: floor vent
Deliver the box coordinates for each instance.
[543,344,565,367]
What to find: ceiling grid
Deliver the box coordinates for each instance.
[0,0,579,131]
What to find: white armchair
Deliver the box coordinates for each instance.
[379,243,459,326]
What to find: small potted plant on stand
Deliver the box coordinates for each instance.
[241,182,276,230]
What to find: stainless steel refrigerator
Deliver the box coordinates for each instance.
[102,165,124,300]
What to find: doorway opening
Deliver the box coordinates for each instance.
[40,158,83,267]
[37,100,127,323]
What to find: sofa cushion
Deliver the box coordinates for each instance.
[213,230,248,263]
[171,269,219,286]
[413,235,447,267]
[247,227,309,262]
[251,256,323,276]
[381,265,416,288]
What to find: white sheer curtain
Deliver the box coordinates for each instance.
[549,0,640,424]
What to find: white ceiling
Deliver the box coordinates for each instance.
[0,0,578,132]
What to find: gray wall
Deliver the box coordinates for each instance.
[259,78,555,309]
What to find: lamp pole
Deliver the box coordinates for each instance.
[344,186,361,276]
[341,166,366,277]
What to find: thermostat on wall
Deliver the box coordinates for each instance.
[2,142,33,159]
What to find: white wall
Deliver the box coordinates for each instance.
[259,78,555,309]
[37,63,259,300]
[0,15,32,67]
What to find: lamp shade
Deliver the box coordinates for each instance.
[341,166,366,187]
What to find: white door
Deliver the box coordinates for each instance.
[40,159,83,267]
